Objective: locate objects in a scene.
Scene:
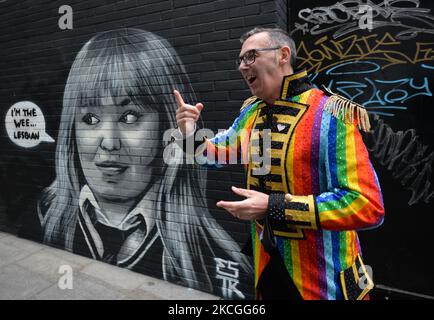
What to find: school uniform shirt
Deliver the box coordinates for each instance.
[73,185,164,278]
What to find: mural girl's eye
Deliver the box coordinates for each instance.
[119,110,142,124]
[82,113,100,125]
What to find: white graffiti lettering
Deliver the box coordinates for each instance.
[291,0,434,40]
[214,258,245,299]
[365,115,434,205]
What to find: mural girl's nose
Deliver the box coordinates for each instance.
[98,121,121,151]
[100,135,121,151]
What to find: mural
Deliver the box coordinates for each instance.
[1,0,432,300]
[6,28,253,299]
[290,0,434,296]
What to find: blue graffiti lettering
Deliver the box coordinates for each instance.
[311,61,432,116]
[326,61,381,75]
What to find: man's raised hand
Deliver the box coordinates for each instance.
[174,90,204,136]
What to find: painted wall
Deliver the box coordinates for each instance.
[0,0,287,299]
[289,0,434,298]
[1,0,433,300]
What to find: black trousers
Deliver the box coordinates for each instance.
[256,251,303,300]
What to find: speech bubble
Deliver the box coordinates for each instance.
[5,101,55,148]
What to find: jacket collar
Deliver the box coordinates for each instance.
[279,69,313,100]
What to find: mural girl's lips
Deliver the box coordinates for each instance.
[95,161,128,175]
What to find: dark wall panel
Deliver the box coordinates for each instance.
[289,0,434,298]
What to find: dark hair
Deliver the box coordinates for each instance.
[240,27,296,69]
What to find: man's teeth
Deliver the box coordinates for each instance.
[247,75,256,83]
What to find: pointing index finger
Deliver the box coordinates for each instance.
[173,90,185,108]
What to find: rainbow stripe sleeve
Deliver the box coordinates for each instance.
[285,111,385,231]
[195,101,259,167]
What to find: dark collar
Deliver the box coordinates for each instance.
[279,69,313,100]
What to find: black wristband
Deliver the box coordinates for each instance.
[267,193,286,221]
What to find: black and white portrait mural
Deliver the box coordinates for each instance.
[35,28,252,296]
[0,1,256,299]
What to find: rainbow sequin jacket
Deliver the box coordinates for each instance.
[194,69,385,300]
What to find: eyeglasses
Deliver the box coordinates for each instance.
[236,47,281,67]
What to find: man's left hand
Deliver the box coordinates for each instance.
[217,186,268,221]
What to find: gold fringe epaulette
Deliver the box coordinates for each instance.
[322,87,371,132]
[240,96,259,111]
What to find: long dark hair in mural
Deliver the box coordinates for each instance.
[35,28,252,297]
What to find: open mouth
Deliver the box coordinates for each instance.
[95,161,128,175]
[246,74,257,85]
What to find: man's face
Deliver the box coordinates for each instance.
[238,32,283,103]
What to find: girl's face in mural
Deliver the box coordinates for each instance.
[75,94,161,203]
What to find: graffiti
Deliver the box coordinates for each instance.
[215,258,245,299]
[291,0,434,40]
[308,61,432,116]
[309,61,432,116]
[297,33,434,74]
[324,60,382,75]
[422,63,434,69]
[365,115,434,205]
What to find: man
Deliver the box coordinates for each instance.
[173,27,384,300]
